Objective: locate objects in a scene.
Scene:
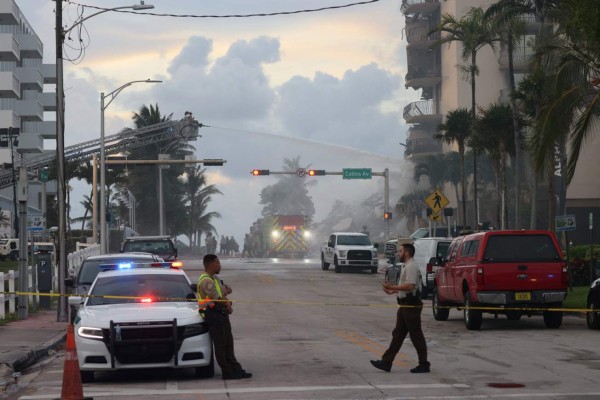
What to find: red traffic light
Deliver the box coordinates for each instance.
[384,211,392,220]
[251,169,270,176]
[308,170,326,176]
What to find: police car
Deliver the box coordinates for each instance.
[68,265,213,382]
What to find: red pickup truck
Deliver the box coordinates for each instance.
[432,230,568,330]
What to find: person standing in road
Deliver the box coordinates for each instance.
[197,254,252,380]
[370,243,431,373]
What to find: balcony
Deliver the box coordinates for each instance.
[40,64,56,84]
[403,100,442,124]
[14,67,42,91]
[0,72,19,98]
[401,0,439,16]
[406,23,439,48]
[405,65,441,90]
[16,132,43,154]
[15,99,43,121]
[498,51,534,72]
[15,34,42,59]
[0,34,20,62]
[23,121,55,139]
[38,92,56,112]
[404,139,443,160]
[0,110,20,128]
[0,1,20,26]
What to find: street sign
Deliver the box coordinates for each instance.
[425,189,449,214]
[296,168,306,178]
[555,215,576,232]
[343,168,372,179]
[429,211,442,222]
[39,169,48,182]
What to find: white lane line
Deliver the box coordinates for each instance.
[165,379,178,391]
[18,383,468,399]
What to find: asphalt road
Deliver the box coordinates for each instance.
[8,257,600,399]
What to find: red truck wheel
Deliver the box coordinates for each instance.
[463,291,482,330]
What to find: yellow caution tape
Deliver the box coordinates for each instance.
[2,291,598,313]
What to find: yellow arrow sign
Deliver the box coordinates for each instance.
[429,211,443,222]
[425,189,449,214]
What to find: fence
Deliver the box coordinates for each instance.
[1,244,100,319]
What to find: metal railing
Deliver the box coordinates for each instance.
[403,99,438,121]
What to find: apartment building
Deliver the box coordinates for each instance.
[401,0,600,243]
[0,0,56,236]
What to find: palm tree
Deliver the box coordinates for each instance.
[472,103,515,229]
[435,108,473,227]
[181,166,222,248]
[430,7,498,228]
[414,155,448,190]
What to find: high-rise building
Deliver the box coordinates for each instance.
[0,0,56,236]
[401,0,600,241]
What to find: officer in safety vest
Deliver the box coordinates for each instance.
[197,254,252,380]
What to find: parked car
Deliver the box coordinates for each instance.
[587,278,600,329]
[432,230,568,330]
[121,236,178,261]
[0,238,19,261]
[68,266,212,382]
[413,238,452,298]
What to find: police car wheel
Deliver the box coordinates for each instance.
[195,353,215,378]
[80,370,94,383]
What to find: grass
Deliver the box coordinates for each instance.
[564,286,589,310]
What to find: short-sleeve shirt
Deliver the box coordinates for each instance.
[397,258,420,300]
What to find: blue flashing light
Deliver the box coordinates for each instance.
[118,263,132,270]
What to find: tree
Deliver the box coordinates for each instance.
[181,166,222,248]
[435,108,473,227]
[414,155,448,190]
[430,7,498,228]
[259,156,316,222]
[472,103,515,229]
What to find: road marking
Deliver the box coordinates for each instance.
[336,330,411,367]
[166,379,178,391]
[256,273,275,284]
[18,383,470,399]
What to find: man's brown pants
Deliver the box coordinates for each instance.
[381,303,428,366]
[208,316,242,374]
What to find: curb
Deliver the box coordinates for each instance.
[9,329,66,373]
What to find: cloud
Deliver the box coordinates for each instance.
[167,36,213,75]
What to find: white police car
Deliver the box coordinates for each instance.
[69,266,213,382]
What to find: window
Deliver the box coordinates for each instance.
[436,242,451,259]
[483,235,561,262]
[336,235,372,246]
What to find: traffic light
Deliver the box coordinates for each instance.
[384,211,393,220]
[251,169,270,176]
[308,170,326,176]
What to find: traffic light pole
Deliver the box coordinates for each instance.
[252,168,390,241]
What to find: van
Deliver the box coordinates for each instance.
[0,238,19,261]
[413,238,452,298]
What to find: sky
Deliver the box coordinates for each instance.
[20,0,420,244]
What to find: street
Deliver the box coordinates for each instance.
[9,257,600,400]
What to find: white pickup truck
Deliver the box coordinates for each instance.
[321,232,379,274]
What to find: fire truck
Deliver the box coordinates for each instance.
[267,215,310,258]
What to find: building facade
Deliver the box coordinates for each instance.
[401,0,600,242]
[0,0,56,236]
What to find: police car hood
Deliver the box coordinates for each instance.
[78,302,201,327]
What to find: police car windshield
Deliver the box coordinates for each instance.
[78,258,152,285]
[337,235,371,246]
[122,240,174,254]
[87,274,195,306]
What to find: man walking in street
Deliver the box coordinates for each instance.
[370,243,431,373]
[197,254,252,380]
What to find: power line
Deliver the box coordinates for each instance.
[66,0,382,19]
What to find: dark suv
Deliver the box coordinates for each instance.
[121,236,178,261]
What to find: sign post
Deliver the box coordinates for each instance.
[425,189,449,236]
[556,214,576,291]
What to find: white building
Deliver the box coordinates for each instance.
[0,0,56,236]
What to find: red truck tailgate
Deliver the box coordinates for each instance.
[480,233,566,292]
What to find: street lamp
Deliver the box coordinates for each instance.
[55,1,154,321]
[100,79,161,254]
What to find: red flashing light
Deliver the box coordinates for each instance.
[140,297,153,303]
[171,261,184,268]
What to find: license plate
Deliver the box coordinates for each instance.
[515,292,531,301]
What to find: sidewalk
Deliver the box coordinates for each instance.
[0,308,67,380]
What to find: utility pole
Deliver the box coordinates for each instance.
[17,167,28,320]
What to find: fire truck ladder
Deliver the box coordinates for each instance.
[0,118,201,190]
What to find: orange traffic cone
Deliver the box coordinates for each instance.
[60,324,86,400]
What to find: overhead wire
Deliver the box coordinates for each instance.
[65,0,382,19]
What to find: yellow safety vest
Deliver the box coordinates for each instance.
[197,273,223,310]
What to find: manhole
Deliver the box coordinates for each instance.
[487,383,526,389]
